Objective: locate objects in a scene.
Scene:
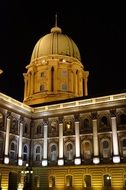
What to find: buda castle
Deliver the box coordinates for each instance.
[0,20,126,190]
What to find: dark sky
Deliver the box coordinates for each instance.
[0,1,126,102]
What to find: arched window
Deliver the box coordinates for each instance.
[36,146,40,161]
[84,175,91,187]
[102,140,110,158]
[34,175,40,188]
[123,139,126,147]
[49,176,55,188]
[0,173,2,189]
[124,174,126,187]
[82,141,91,159]
[11,119,18,131]
[66,143,74,160]
[84,118,90,128]
[23,145,28,161]
[62,83,67,91]
[103,141,109,149]
[104,175,111,187]
[101,116,108,126]
[50,144,57,161]
[36,125,41,134]
[24,124,28,134]
[66,175,72,187]
[10,141,17,159]
[40,84,45,92]
[120,114,126,125]
[34,144,42,161]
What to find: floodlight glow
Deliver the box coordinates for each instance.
[93,157,100,164]
[42,160,48,166]
[18,158,23,166]
[4,157,9,164]
[58,159,64,166]
[113,156,120,163]
[74,158,81,165]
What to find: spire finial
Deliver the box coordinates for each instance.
[55,13,57,27]
[51,13,62,33]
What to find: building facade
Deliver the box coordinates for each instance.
[0,23,126,190]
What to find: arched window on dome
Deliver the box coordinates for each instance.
[51,67,54,92]
[40,84,45,92]
[62,83,67,91]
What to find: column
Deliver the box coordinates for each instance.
[110,110,120,163]
[58,119,64,166]
[84,71,89,96]
[74,119,81,165]
[30,71,34,95]
[4,112,11,164]
[28,72,31,96]
[23,73,27,99]
[42,122,48,166]
[92,112,100,164]
[18,118,23,166]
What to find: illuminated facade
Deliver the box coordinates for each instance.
[0,24,126,190]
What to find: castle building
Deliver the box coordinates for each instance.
[0,22,126,190]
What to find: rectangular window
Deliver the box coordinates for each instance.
[40,85,45,92]
[40,72,44,77]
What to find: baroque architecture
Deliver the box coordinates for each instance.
[0,23,126,190]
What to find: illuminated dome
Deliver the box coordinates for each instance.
[31,26,81,61]
[23,23,89,106]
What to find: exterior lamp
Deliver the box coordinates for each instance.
[22,163,33,190]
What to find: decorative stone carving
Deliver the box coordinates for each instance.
[91,112,97,120]
[110,109,116,117]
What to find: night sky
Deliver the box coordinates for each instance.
[0,1,126,102]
